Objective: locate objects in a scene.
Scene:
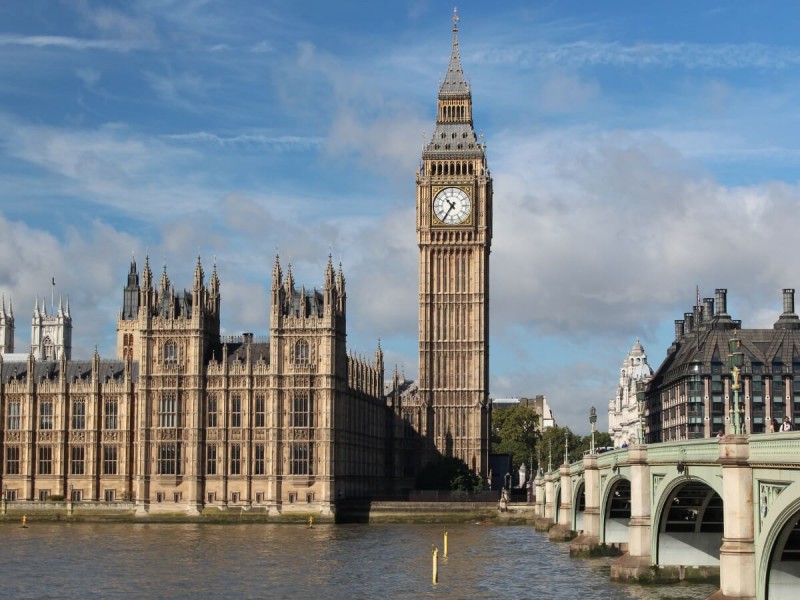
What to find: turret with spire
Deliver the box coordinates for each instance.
[0,294,14,354]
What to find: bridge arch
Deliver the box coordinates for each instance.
[553,481,561,522]
[573,478,586,532]
[757,481,800,600]
[653,474,723,567]
[601,475,630,544]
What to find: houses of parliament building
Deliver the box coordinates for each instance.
[0,11,493,515]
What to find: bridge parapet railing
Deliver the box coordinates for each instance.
[748,430,800,465]
[596,448,626,469]
[645,437,719,464]
[568,461,584,476]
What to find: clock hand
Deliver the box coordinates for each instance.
[441,202,455,222]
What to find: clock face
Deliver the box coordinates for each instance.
[433,187,471,225]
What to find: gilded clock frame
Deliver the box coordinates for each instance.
[431,184,474,226]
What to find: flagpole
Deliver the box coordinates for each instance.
[51,276,55,313]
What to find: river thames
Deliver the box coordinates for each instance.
[0,522,716,599]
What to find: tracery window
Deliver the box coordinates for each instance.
[159,393,178,428]
[207,395,218,428]
[231,394,242,428]
[157,443,179,475]
[103,446,118,475]
[254,444,265,475]
[6,446,21,475]
[71,398,86,430]
[70,446,85,475]
[38,446,53,475]
[43,336,54,360]
[163,340,178,364]
[230,444,241,475]
[294,340,309,365]
[7,400,21,430]
[289,443,312,476]
[255,394,266,428]
[206,445,217,475]
[104,398,118,430]
[291,392,312,428]
[40,400,53,430]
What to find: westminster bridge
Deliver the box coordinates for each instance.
[533,432,800,600]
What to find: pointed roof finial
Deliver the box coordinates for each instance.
[440,6,469,96]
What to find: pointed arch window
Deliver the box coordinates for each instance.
[163,340,178,364]
[294,340,310,366]
[43,336,54,360]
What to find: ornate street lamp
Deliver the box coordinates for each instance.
[548,440,552,472]
[564,432,570,465]
[728,338,745,434]
[635,381,647,444]
[589,406,597,455]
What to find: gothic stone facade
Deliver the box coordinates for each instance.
[0,256,391,514]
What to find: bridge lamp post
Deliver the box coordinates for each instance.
[589,406,597,455]
[564,432,570,465]
[635,382,646,445]
[728,338,745,435]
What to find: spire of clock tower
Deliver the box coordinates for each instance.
[424,8,483,160]
[440,7,469,96]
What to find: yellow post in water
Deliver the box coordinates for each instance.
[432,547,438,585]
[443,530,448,557]
[308,515,314,528]
[21,515,27,528]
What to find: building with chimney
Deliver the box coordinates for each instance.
[644,288,800,442]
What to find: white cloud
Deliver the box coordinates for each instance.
[0,34,146,52]
[539,73,600,113]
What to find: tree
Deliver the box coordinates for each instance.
[538,425,585,468]
[574,431,614,457]
[491,404,539,471]
[415,456,483,492]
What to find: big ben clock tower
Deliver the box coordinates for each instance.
[417,9,492,478]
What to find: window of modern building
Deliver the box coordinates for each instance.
[103,446,118,475]
[206,445,217,475]
[5,446,21,475]
[254,444,265,475]
[207,394,217,428]
[104,398,118,430]
[230,444,241,475]
[157,443,180,475]
[71,398,86,430]
[773,376,786,406]
[38,446,53,475]
[294,340,310,365]
[231,394,242,428]
[70,446,85,475]
[159,393,178,428]
[7,400,21,430]
[40,400,53,430]
[255,394,266,428]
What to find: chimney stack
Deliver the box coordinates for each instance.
[715,289,728,317]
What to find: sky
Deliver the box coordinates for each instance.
[4,1,800,433]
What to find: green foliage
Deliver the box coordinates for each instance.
[538,425,585,467]
[491,404,539,471]
[415,456,483,492]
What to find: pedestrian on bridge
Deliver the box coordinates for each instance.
[780,416,793,432]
